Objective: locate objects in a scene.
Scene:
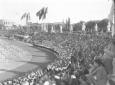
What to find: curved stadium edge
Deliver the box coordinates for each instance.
[33,44,59,56]
[0,39,59,83]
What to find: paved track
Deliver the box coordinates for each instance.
[0,38,56,81]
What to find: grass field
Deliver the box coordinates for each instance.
[0,37,56,81]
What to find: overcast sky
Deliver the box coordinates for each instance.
[0,0,112,24]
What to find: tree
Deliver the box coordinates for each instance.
[97,19,109,32]
[55,24,60,33]
[63,18,71,33]
[85,21,96,33]
[66,17,70,30]
[73,22,82,32]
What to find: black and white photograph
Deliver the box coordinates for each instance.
[0,0,114,85]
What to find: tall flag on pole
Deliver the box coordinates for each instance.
[108,0,114,36]
[21,12,30,25]
[36,7,44,20]
[43,7,48,20]
[36,7,48,20]
[21,13,27,20]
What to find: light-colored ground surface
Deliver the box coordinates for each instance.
[0,38,56,81]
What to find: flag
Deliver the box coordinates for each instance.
[42,7,48,19]
[36,7,45,20]
[36,7,48,20]
[26,12,30,21]
[21,13,27,20]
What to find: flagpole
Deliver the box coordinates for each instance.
[36,7,48,32]
[108,0,114,36]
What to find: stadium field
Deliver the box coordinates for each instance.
[0,37,56,81]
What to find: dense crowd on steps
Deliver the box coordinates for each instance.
[0,31,115,85]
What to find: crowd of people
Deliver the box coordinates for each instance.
[0,30,115,85]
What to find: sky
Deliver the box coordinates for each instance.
[0,0,112,25]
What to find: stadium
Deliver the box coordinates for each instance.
[0,0,115,85]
